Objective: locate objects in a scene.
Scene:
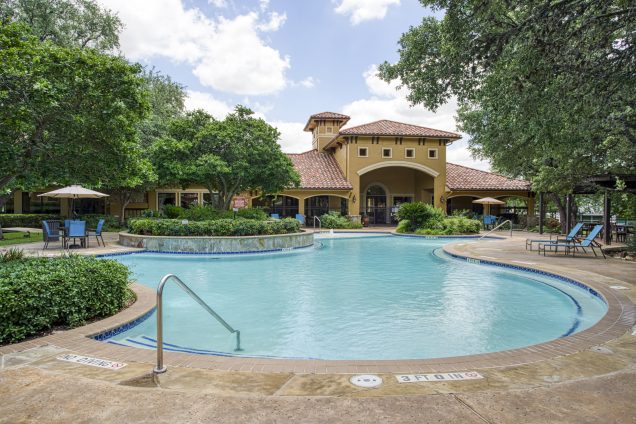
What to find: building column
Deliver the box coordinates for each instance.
[298,197,305,216]
[349,174,361,217]
[14,190,23,214]
[433,176,445,210]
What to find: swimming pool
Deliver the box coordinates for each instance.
[103,236,607,360]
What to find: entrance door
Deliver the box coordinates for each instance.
[366,185,387,224]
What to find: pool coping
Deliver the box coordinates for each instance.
[1,239,634,374]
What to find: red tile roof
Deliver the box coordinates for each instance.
[303,112,351,131]
[309,112,350,120]
[339,120,461,139]
[287,151,352,190]
[446,163,531,191]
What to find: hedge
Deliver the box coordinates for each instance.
[0,256,131,344]
[128,218,301,236]
[0,214,60,228]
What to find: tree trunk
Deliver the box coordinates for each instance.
[551,193,568,233]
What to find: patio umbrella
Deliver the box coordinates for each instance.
[472,197,505,216]
[38,185,109,217]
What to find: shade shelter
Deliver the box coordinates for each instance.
[38,185,109,217]
[472,197,505,216]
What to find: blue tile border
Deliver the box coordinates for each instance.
[391,233,505,240]
[441,249,606,305]
[91,307,156,341]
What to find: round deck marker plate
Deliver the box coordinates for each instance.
[350,374,383,388]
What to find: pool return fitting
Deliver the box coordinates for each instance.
[153,274,242,374]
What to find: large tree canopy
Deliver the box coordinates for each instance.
[379,0,636,196]
[0,0,121,51]
[152,106,300,209]
[0,22,148,203]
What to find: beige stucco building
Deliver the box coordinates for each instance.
[4,112,533,225]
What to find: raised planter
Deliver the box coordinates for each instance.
[118,231,313,254]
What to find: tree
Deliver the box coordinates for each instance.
[152,106,300,209]
[0,22,148,207]
[379,1,636,228]
[0,0,121,51]
[105,69,185,223]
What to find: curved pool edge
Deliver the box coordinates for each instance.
[3,241,633,375]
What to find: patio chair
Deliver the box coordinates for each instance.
[88,218,106,247]
[538,224,606,258]
[270,213,280,219]
[42,220,61,249]
[64,220,87,249]
[525,222,583,251]
[295,213,305,225]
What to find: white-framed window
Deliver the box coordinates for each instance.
[358,147,368,157]
[428,148,438,159]
[382,147,392,158]
[405,148,415,158]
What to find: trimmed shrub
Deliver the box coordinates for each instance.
[319,211,363,229]
[78,214,123,231]
[236,208,268,221]
[0,214,60,228]
[397,202,445,232]
[128,218,300,236]
[162,204,184,219]
[0,256,131,344]
[180,205,221,221]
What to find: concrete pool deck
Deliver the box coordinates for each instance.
[1,231,635,422]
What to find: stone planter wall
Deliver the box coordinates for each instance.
[118,231,313,254]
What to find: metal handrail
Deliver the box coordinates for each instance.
[153,274,241,374]
[313,216,321,232]
[479,219,513,240]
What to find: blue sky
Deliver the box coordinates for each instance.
[99,0,488,169]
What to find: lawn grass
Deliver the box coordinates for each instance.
[0,231,42,247]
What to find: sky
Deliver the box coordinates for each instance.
[98,0,490,170]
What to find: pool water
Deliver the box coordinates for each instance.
[106,236,606,360]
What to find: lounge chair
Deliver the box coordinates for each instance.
[42,220,61,249]
[538,224,606,258]
[295,213,305,225]
[88,219,106,247]
[270,213,280,219]
[525,222,583,251]
[64,220,87,249]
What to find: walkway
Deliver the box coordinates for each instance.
[1,231,635,423]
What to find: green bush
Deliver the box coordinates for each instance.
[396,219,411,233]
[319,211,363,229]
[128,218,300,236]
[236,208,268,220]
[0,256,131,344]
[0,214,60,228]
[162,204,184,219]
[397,202,445,232]
[78,214,123,231]
[180,205,221,221]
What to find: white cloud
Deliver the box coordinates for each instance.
[295,76,317,88]
[184,90,232,119]
[272,122,312,153]
[334,0,400,25]
[99,0,290,96]
[208,0,227,7]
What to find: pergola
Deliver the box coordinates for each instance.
[537,174,636,245]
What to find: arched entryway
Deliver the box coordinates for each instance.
[365,185,388,224]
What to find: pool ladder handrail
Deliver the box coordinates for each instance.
[153,273,241,374]
[479,219,513,240]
